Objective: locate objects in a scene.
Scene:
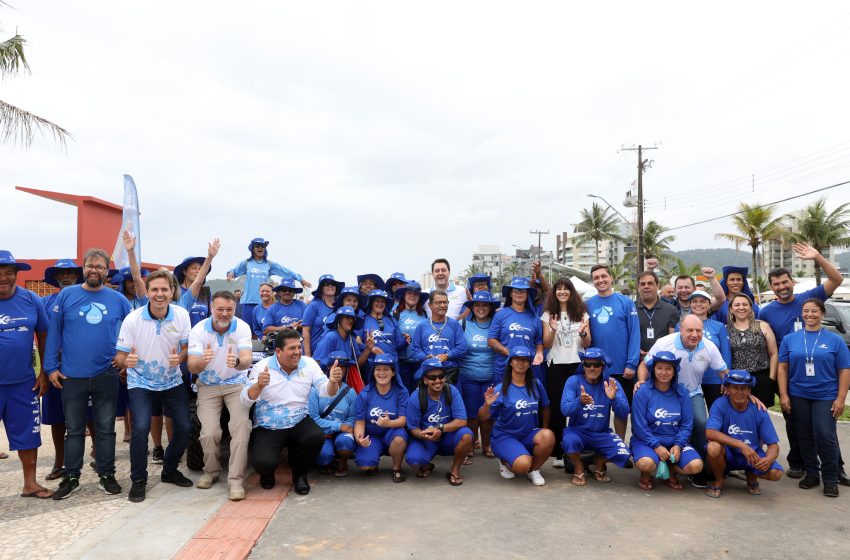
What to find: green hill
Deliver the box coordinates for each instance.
[666,248,752,271]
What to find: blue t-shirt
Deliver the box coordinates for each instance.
[676,317,731,384]
[303,299,334,353]
[630,381,693,449]
[308,383,357,435]
[263,300,307,332]
[460,319,496,382]
[706,395,779,452]
[561,374,629,431]
[487,306,543,375]
[489,379,550,440]
[177,290,210,327]
[0,287,48,384]
[313,330,361,369]
[760,286,827,344]
[409,318,467,369]
[362,314,407,364]
[397,310,427,362]
[44,285,131,379]
[586,293,641,373]
[250,303,272,338]
[406,385,467,430]
[779,328,850,400]
[355,383,410,437]
[229,259,301,305]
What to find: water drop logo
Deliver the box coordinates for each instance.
[593,306,613,325]
[79,303,108,325]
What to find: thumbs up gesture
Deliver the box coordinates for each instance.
[257,366,271,389]
[225,346,237,368]
[329,360,343,383]
[579,384,594,405]
[202,343,214,366]
[126,347,139,368]
[168,347,180,367]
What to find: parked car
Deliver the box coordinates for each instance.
[823,300,850,348]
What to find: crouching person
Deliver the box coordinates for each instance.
[705,370,783,498]
[242,328,340,496]
[309,351,357,477]
[406,359,473,485]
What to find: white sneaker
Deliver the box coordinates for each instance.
[527,470,546,486]
[229,485,245,501]
[499,462,515,479]
[552,457,565,469]
[196,473,218,489]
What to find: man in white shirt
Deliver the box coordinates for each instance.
[427,258,467,320]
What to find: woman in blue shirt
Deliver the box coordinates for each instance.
[302,274,344,357]
[487,277,544,384]
[778,298,850,498]
[393,282,429,392]
[479,347,555,486]
[362,290,408,370]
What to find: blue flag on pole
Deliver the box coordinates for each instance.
[112,174,141,269]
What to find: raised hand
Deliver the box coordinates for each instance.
[257,366,271,389]
[300,278,313,289]
[700,266,715,277]
[126,347,139,369]
[122,229,136,252]
[208,238,221,258]
[604,379,618,400]
[202,343,215,366]
[579,385,594,405]
[483,386,499,406]
[226,272,235,282]
[548,315,559,332]
[793,242,819,261]
[168,347,180,368]
[225,346,237,368]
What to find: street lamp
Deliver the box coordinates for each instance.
[586,194,630,222]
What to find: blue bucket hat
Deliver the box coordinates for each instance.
[323,350,354,369]
[501,276,538,307]
[248,238,269,260]
[723,369,756,387]
[333,286,367,311]
[385,272,408,289]
[273,278,303,294]
[720,266,756,300]
[357,273,386,292]
[373,353,396,369]
[43,259,83,287]
[463,290,500,311]
[508,347,533,360]
[578,348,611,367]
[467,273,492,292]
[173,256,207,284]
[364,289,394,314]
[393,281,429,308]
[325,305,365,331]
[311,274,345,298]
[646,350,682,381]
[110,266,150,288]
[0,250,32,271]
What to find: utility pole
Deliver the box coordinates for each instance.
[621,145,657,278]
[530,229,549,260]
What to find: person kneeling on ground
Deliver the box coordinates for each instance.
[353,354,409,482]
[630,351,704,491]
[308,351,358,477]
[242,328,340,496]
[561,348,631,486]
[705,369,783,498]
[479,347,555,486]
[406,359,474,485]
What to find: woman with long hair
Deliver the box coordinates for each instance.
[487,277,544,384]
[393,282,429,392]
[302,274,344,356]
[727,292,778,408]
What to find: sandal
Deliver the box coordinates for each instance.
[45,466,64,481]
[746,479,762,496]
[334,461,349,478]
[0,451,9,459]
[474,440,481,450]
[592,467,611,483]
[638,477,654,491]
[483,448,495,459]
[416,463,436,478]
[571,472,587,486]
[21,488,53,499]
[364,468,380,476]
[446,472,463,486]
[705,485,723,498]
[665,475,683,491]
[392,469,407,483]
[463,453,473,466]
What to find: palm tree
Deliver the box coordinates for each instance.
[1,26,70,146]
[667,258,701,279]
[571,203,625,260]
[625,220,676,266]
[787,198,850,285]
[607,262,631,289]
[715,203,784,292]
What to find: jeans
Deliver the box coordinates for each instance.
[791,396,840,482]
[689,393,708,456]
[61,370,119,478]
[128,385,191,482]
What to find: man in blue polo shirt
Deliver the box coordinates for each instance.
[45,248,131,500]
[0,251,51,499]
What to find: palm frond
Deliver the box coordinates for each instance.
[0,98,71,147]
[0,34,28,78]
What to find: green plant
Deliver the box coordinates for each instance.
[571,203,625,259]
[787,198,850,285]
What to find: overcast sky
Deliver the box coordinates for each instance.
[3,1,850,285]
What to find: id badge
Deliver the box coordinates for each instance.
[794,320,803,332]
[805,362,815,377]
[646,327,655,339]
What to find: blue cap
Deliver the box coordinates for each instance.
[0,250,32,271]
[723,369,756,387]
[357,273,386,292]
[467,273,492,292]
[333,286,366,311]
[463,290,500,311]
[43,259,83,287]
[373,354,396,368]
[325,306,364,331]
[508,347,533,360]
[173,256,207,284]
[364,289,393,313]
[273,278,303,294]
[501,277,538,306]
[393,281,429,308]
[311,274,345,298]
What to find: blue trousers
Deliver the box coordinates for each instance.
[791,396,840,482]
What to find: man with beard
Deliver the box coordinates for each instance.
[45,249,132,499]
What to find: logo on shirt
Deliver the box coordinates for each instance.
[472,334,486,343]
[0,314,25,325]
[79,303,108,325]
[819,344,829,349]
[369,407,395,422]
[727,424,752,437]
[428,333,446,343]
[515,399,534,410]
[592,306,614,325]
[654,408,678,420]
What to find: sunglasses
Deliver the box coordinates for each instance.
[278,289,296,294]
[582,361,604,368]
[425,373,447,381]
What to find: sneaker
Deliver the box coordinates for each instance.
[229,485,246,501]
[151,446,165,465]
[499,462,515,479]
[128,480,146,503]
[786,467,805,479]
[824,481,839,497]
[838,470,850,487]
[161,470,193,487]
[196,473,219,489]
[688,473,708,489]
[527,470,546,486]
[98,475,122,495]
[551,457,565,469]
[53,477,80,500]
[799,475,821,489]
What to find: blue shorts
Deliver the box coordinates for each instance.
[630,440,702,469]
[354,427,408,467]
[0,379,41,451]
[406,427,474,466]
[41,382,65,425]
[562,427,631,467]
[491,428,539,466]
[460,379,490,420]
[317,432,357,466]
[722,446,783,476]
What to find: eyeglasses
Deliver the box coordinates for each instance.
[582,361,604,368]
[425,373,446,381]
[432,301,449,306]
[83,265,107,272]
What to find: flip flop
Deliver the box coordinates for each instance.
[483,449,496,459]
[665,475,683,491]
[463,453,473,466]
[45,467,64,481]
[571,472,587,486]
[747,480,762,496]
[638,477,654,491]
[0,452,9,459]
[21,488,53,499]
[416,463,436,478]
[592,467,611,483]
[705,485,723,498]
[334,462,349,478]
[446,472,463,486]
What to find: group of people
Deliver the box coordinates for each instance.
[0,234,847,504]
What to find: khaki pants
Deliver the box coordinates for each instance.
[197,383,251,487]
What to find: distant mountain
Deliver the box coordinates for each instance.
[665,248,751,271]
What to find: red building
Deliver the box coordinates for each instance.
[14,186,169,295]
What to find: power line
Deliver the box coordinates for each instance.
[666,179,850,231]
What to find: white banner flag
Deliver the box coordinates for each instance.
[111,174,141,269]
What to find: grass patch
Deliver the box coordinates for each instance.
[767,395,850,422]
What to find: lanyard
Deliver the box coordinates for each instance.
[803,329,822,364]
[642,307,656,323]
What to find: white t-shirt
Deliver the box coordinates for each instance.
[116,304,191,391]
[427,283,468,320]
[188,317,253,386]
[542,311,589,365]
[645,332,727,395]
